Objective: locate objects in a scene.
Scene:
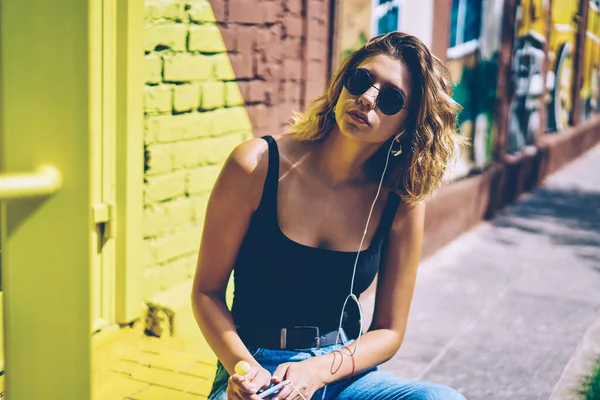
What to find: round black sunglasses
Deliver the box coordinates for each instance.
[343,68,408,115]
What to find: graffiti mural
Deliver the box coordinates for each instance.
[581,0,600,120]
[333,0,600,176]
[544,0,578,133]
[508,0,600,154]
[446,0,502,176]
[507,0,550,153]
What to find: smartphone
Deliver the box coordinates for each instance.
[257,380,292,399]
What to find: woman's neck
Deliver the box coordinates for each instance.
[309,128,381,187]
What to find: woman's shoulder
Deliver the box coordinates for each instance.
[227,134,290,168]
[219,135,283,211]
[390,198,426,232]
[229,134,301,170]
[227,137,270,174]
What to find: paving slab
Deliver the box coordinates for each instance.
[93,323,217,399]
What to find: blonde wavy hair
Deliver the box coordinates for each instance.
[289,32,463,203]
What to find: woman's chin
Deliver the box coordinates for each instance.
[339,118,370,135]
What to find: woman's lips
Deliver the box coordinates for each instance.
[348,111,369,125]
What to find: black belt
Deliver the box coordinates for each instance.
[238,326,349,350]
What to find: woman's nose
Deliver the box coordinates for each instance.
[358,86,378,109]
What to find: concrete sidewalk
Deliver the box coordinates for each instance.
[376,144,600,399]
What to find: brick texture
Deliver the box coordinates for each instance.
[304,0,330,104]
[209,0,331,137]
[143,0,331,299]
[143,0,254,299]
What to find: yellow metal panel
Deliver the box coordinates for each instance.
[0,0,94,399]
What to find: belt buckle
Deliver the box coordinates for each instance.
[280,326,321,349]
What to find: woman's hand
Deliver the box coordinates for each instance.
[269,359,327,400]
[226,365,272,400]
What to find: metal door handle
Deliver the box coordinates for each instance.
[0,166,62,200]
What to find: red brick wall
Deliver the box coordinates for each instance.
[209,0,331,136]
[431,0,450,62]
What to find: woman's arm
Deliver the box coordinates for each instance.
[274,200,426,391]
[191,138,269,376]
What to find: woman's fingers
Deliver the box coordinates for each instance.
[250,366,272,390]
[271,363,290,384]
[229,374,259,394]
[226,384,243,400]
[245,365,261,381]
[271,384,295,400]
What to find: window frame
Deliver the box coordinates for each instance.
[370,0,404,37]
[447,0,483,59]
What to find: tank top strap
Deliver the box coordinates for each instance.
[373,192,401,240]
[258,135,280,212]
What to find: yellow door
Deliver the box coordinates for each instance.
[0,0,94,398]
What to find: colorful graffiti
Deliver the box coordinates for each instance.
[449,0,600,157]
[334,0,600,178]
[446,0,501,175]
[450,0,600,157]
[506,0,550,153]
[581,0,600,120]
[508,0,600,153]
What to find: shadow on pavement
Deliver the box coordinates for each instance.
[491,187,600,267]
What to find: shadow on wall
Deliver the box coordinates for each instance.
[491,186,600,267]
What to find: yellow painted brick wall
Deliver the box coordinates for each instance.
[142,0,252,300]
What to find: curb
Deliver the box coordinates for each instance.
[549,312,600,400]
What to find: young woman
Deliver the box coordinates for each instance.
[192,32,467,400]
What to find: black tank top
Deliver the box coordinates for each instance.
[230,136,401,337]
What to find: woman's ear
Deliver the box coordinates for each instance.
[394,128,406,141]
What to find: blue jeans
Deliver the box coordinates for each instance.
[208,343,467,400]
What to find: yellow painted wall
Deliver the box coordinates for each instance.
[141,0,252,300]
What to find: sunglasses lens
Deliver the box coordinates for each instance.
[345,68,406,115]
[377,88,404,115]
[345,68,371,96]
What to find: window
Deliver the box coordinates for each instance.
[371,0,404,36]
[448,0,483,58]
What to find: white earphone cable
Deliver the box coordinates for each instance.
[323,138,396,400]
[288,383,308,400]
[334,137,397,355]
